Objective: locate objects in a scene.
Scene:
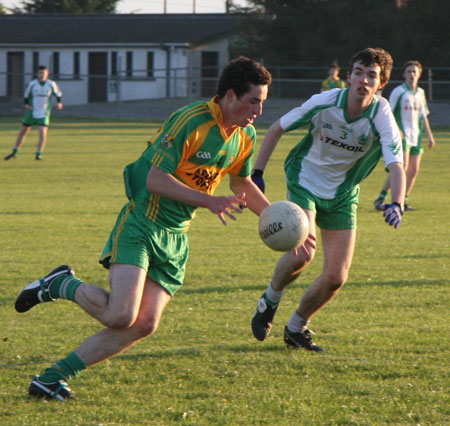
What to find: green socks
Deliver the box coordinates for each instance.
[39,352,87,383]
[377,189,388,202]
[49,275,83,301]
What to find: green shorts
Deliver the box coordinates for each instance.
[286,180,359,229]
[99,201,189,296]
[23,110,50,127]
[403,139,423,156]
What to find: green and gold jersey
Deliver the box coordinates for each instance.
[124,97,256,233]
[321,77,346,91]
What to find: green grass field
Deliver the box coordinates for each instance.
[0,117,448,425]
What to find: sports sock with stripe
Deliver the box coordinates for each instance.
[265,282,284,306]
[38,352,87,383]
[377,189,388,202]
[49,275,83,301]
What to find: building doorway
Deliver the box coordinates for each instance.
[7,52,24,98]
[88,52,107,102]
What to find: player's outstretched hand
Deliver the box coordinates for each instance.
[383,203,403,229]
[294,233,317,256]
[207,193,246,226]
[251,169,265,193]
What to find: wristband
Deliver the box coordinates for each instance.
[251,169,264,178]
[391,202,404,215]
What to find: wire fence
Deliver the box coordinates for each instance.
[2,65,450,105]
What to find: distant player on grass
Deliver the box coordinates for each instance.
[250,47,406,351]
[14,57,274,401]
[374,60,435,211]
[321,63,347,92]
[4,65,63,161]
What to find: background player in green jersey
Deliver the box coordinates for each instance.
[250,48,406,351]
[374,60,435,211]
[14,57,273,401]
[320,63,347,92]
[4,66,63,161]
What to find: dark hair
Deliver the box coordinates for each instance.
[38,65,48,71]
[217,56,272,99]
[349,48,393,85]
[329,63,340,71]
[402,60,422,76]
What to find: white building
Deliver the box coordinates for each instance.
[0,13,237,106]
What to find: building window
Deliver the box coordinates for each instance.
[201,51,219,97]
[32,52,39,77]
[53,52,60,79]
[147,52,154,78]
[73,52,80,79]
[126,51,133,77]
[111,51,118,76]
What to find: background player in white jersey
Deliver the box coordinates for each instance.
[374,60,435,211]
[250,47,405,351]
[4,65,63,161]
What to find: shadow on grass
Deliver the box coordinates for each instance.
[0,297,16,307]
[117,342,288,362]
[179,278,446,295]
[0,343,289,373]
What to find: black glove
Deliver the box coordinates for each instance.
[251,169,265,193]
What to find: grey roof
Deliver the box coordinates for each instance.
[0,13,238,45]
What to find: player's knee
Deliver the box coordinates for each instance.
[324,271,348,292]
[134,316,160,338]
[409,166,420,177]
[292,250,314,271]
[105,311,138,329]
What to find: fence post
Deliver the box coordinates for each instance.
[428,68,433,101]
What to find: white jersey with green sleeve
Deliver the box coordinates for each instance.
[281,88,403,200]
[389,83,429,147]
[24,79,62,119]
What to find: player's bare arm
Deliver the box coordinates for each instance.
[147,166,244,225]
[387,162,406,207]
[253,119,285,171]
[229,174,270,215]
[424,116,435,148]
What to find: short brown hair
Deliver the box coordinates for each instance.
[402,60,423,76]
[217,56,272,99]
[349,47,393,86]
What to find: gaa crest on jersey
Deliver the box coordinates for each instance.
[161,134,174,149]
[388,141,401,156]
[357,134,368,145]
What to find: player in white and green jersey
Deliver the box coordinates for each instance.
[15,57,274,401]
[251,48,406,352]
[374,60,435,211]
[4,66,63,161]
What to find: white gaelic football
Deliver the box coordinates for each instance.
[258,201,309,251]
